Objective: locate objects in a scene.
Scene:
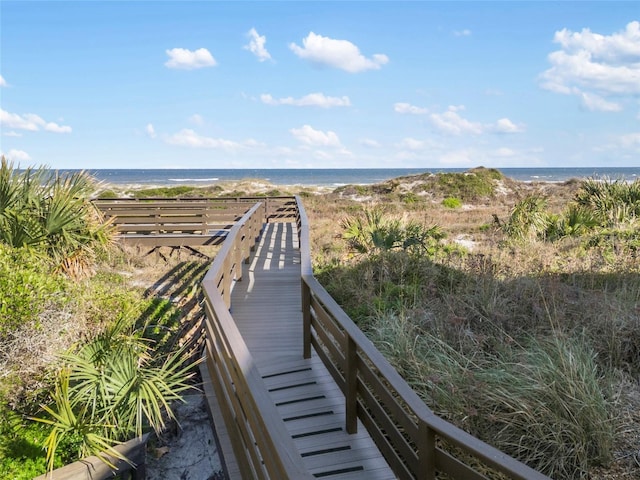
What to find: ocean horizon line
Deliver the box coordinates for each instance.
[48,166,640,188]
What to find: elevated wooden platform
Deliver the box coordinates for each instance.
[215,222,395,479]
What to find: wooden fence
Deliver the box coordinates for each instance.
[94,197,299,248]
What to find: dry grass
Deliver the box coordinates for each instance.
[305,175,640,479]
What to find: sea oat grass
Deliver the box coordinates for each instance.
[370,313,617,479]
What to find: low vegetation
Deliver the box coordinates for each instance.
[502,178,640,245]
[311,171,640,479]
[0,158,206,478]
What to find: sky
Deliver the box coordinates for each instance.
[0,1,639,170]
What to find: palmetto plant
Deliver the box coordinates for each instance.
[0,156,114,277]
[503,180,640,245]
[33,368,125,472]
[341,207,445,256]
[574,178,640,227]
[502,195,552,242]
[31,316,200,472]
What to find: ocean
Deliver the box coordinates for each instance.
[64,167,640,188]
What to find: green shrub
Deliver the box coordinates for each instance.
[442,197,462,209]
[586,229,640,253]
[133,186,198,198]
[402,192,419,204]
[434,167,503,200]
[354,185,371,196]
[0,405,55,479]
[95,189,118,199]
[0,245,67,336]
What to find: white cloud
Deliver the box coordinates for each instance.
[3,149,31,161]
[1,110,40,131]
[394,102,427,115]
[1,109,71,133]
[165,129,241,151]
[243,138,266,148]
[3,131,22,137]
[0,75,7,87]
[493,118,525,133]
[189,114,204,125]
[540,21,640,110]
[430,106,524,135]
[360,138,381,148]
[146,123,157,138]
[554,21,640,64]
[289,32,389,73]
[244,28,272,62]
[453,29,472,37]
[618,132,640,150]
[397,137,425,150]
[261,92,351,108]
[165,48,217,70]
[494,147,516,157]
[45,122,72,133]
[290,125,342,147]
[439,149,475,165]
[430,106,484,135]
[580,92,622,112]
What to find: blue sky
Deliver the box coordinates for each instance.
[1,1,639,169]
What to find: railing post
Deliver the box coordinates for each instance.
[247,212,255,258]
[223,255,231,309]
[345,336,358,434]
[243,220,251,263]
[302,279,311,359]
[418,419,436,480]
[235,225,243,281]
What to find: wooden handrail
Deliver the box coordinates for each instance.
[95,197,298,248]
[94,196,299,224]
[32,433,150,480]
[295,195,549,480]
[201,200,314,480]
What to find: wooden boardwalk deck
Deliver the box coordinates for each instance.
[221,221,395,479]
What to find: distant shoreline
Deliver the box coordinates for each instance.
[56,167,640,189]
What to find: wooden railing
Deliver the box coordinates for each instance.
[296,196,549,480]
[94,196,299,247]
[32,434,149,480]
[200,200,314,479]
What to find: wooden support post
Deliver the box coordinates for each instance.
[223,255,231,309]
[235,227,243,281]
[418,419,436,480]
[345,336,358,434]
[302,280,311,359]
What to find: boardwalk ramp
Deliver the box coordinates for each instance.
[196,197,548,480]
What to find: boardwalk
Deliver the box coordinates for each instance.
[97,197,547,479]
[223,221,395,479]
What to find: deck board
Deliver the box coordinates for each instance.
[225,221,396,479]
